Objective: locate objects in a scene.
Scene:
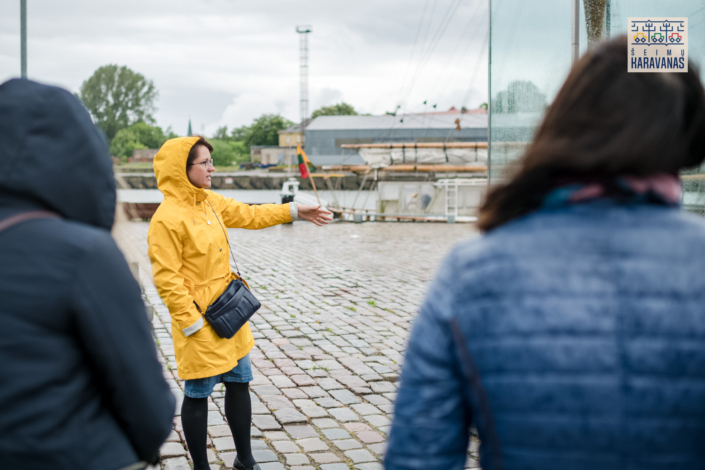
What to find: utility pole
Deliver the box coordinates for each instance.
[20,0,27,78]
[606,0,611,38]
[296,25,312,126]
[571,0,580,64]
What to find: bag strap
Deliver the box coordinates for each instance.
[205,200,241,277]
[449,317,504,470]
[0,211,61,234]
[193,300,205,315]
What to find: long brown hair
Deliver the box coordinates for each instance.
[478,36,705,231]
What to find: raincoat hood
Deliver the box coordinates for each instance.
[0,79,116,230]
[154,136,203,202]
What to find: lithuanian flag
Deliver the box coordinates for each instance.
[296,145,313,179]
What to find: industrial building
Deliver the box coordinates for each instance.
[303,112,488,166]
[249,146,297,165]
[277,120,309,147]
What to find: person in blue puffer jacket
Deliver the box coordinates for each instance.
[386,36,705,470]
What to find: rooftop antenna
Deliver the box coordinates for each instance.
[296,25,312,127]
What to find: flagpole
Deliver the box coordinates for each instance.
[298,145,321,206]
[307,171,321,206]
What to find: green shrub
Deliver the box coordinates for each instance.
[110,122,168,158]
[210,139,249,167]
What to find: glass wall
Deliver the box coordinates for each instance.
[489,0,573,180]
[489,0,705,201]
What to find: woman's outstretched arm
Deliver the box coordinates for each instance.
[212,192,331,229]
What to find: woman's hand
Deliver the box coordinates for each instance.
[297,204,333,226]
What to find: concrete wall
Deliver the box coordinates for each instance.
[130,148,158,163]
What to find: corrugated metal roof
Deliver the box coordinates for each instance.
[278,119,311,134]
[305,113,487,131]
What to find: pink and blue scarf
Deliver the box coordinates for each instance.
[543,174,682,208]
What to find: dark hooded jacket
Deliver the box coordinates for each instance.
[0,79,175,469]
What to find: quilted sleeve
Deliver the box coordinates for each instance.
[385,258,472,470]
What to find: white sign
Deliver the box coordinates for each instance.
[629,18,688,73]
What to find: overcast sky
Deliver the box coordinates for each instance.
[0,0,489,136]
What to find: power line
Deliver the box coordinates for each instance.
[396,0,432,101]
[425,0,487,105]
[384,0,485,141]
[460,31,489,110]
[399,0,465,111]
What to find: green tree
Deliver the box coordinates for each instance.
[230,114,293,148]
[79,65,158,140]
[213,126,230,140]
[229,124,251,142]
[164,126,179,140]
[492,81,547,114]
[311,102,357,119]
[210,139,250,167]
[110,122,168,160]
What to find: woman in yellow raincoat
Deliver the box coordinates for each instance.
[148,136,331,470]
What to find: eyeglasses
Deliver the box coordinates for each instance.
[189,159,214,168]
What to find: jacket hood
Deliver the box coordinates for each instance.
[0,79,116,230]
[154,136,204,202]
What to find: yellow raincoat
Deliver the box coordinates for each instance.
[148,137,291,380]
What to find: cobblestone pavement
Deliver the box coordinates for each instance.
[114,220,481,470]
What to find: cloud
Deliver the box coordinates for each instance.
[206,91,295,136]
[0,0,489,133]
[314,87,344,110]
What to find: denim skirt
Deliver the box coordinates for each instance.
[184,353,253,399]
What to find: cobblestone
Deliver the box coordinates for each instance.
[251,415,281,430]
[322,428,352,440]
[352,404,382,415]
[260,463,286,470]
[114,221,476,469]
[285,453,310,465]
[272,440,300,453]
[252,449,279,462]
[159,442,187,458]
[328,407,360,422]
[311,452,342,463]
[333,439,363,450]
[162,457,190,470]
[345,449,377,463]
[320,464,350,470]
[296,437,329,452]
[329,389,361,405]
[273,408,308,424]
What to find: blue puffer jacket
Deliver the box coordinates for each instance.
[386,202,705,470]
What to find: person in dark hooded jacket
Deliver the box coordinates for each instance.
[0,78,175,469]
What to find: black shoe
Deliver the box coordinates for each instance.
[233,456,261,470]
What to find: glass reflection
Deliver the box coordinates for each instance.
[489,0,705,206]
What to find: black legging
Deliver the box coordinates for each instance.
[181,382,255,470]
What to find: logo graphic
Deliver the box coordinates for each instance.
[629,18,688,73]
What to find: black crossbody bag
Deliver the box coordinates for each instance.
[192,201,261,339]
